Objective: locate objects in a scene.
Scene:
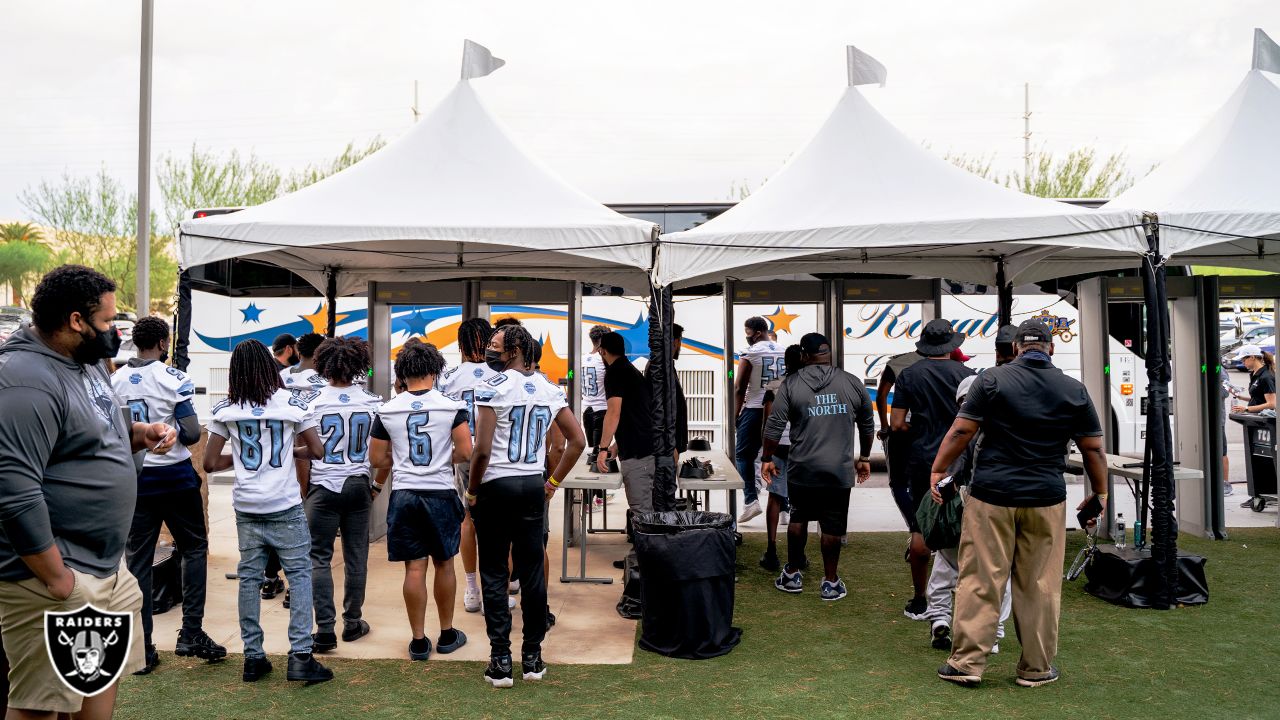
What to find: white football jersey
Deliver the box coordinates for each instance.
[281,365,327,392]
[437,361,499,437]
[582,352,607,412]
[376,389,467,492]
[475,370,569,482]
[111,360,196,467]
[308,384,383,493]
[208,388,319,514]
[741,340,786,408]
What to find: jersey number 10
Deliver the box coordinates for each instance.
[507,405,552,464]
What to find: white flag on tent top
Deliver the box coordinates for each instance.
[846,45,887,87]
[462,40,506,80]
[1254,28,1280,74]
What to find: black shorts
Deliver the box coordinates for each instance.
[892,470,931,533]
[886,431,911,488]
[788,484,851,536]
[387,488,464,562]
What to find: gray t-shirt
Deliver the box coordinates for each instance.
[0,328,137,580]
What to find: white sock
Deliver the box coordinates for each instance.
[466,573,478,591]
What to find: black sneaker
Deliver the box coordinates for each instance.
[282,588,291,609]
[260,576,284,600]
[1016,667,1060,688]
[133,644,160,675]
[758,549,781,572]
[521,650,546,681]
[937,663,981,686]
[904,596,929,620]
[409,636,432,661]
[930,623,952,650]
[312,631,338,654]
[341,620,370,643]
[286,652,333,685]
[242,656,273,682]
[484,654,514,688]
[175,628,227,661]
[437,628,468,654]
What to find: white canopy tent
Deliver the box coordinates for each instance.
[1105,29,1280,270]
[178,43,656,296]
[655,46,1148,289]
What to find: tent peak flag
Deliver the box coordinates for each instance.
[1254,28,1280,74]
[462,40,505,80]
[847,45,887,87]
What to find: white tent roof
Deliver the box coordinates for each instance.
[656,53,1147,288]
[1106,67,1280,270]
[179,80,656,295]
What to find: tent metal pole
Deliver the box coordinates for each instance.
[325,268,338,337]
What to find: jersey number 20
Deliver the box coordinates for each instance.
[319,412,372,464]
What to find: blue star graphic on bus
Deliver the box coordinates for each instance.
[395,310,431,338]
[239,302,265,324]
[616,314,652,360]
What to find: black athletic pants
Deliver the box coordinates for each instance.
[472,473,548,657]
[125,486,210,645]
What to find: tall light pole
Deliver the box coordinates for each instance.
[136,0,154,315]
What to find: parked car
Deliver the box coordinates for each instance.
[1221,325,1274,358]
[0,306,32,343]
[1224,333,1276,370]
[112,311,137,362]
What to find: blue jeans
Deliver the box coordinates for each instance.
[735,407,764,505]
[236,504,313,657]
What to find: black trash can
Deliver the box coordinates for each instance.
[1230,412,1277,511]
[633,511,741,659]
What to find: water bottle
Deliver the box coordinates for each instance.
[1133,519,1144,549]
[1114,513,1126,549]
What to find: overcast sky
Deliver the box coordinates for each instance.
[2,0,1278,222]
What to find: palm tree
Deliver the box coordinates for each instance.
[0,223,53,306]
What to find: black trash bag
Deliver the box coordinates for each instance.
[1085,545,1209,608]
[633,511,742,659]
[616,551,643,620]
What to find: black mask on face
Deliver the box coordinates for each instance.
[73,322,121,365]
[485,349,506,373]
[159,348,170,364]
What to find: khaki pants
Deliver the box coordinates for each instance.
[948,497,1065,681]
[0,559,145,713]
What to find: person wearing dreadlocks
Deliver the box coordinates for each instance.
[468,324,586,688]
[436,317,497,614]
[370,341,472,661]
[204,339,333,685]
[303,337,382,654]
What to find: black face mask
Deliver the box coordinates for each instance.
[159,348,169,364]
[485,349,506,373]
[73,323,121,365]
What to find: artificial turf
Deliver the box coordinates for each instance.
[115,528,1280,720]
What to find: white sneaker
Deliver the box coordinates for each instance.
[738,501,763,523]
[778,511,790,527]
[508,595,517,610]
[991,642,1001,654]
[464,586,481,613]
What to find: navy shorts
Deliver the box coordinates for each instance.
[788,484,850,537]
[387,489,464,562]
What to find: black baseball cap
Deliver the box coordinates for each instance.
[995,324,1018,346]
[800,332,831,355]
[271,333,297,353]
[1016,318,1052,343]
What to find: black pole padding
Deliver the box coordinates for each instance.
[996,258,1013,327]
[325,268,338,338]
[648,283,678,512]
[1139,213,1178,610]
[173,268,193,372]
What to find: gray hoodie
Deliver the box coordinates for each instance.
[0,327,137,580]
[764,364,875,488]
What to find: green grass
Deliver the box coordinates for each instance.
[116,529,1280,720]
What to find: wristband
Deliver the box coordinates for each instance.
[544,481,557,492]
[857,456,871,462]
[547,476,561,487]
[372,482,385,493]
[464,491,477,502]
[761,456,773,464]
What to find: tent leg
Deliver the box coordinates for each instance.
[996,258,1013,327]
[173,268,192,372]
[326,268,338,337]
[1140,214,1178,610]
[648,283,677,512]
